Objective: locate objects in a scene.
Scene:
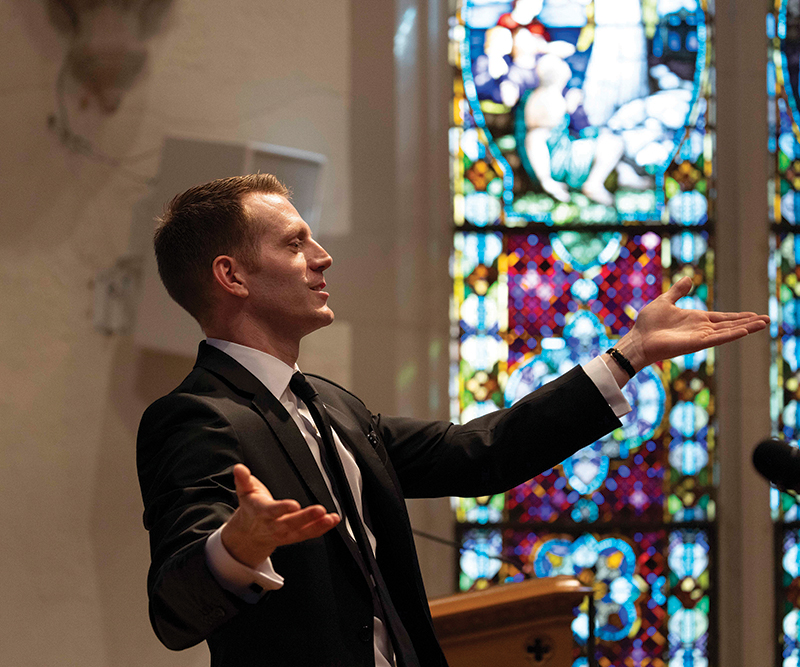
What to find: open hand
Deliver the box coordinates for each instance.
[221,464,340,568]
[610,276,769,381]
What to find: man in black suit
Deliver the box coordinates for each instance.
[137,174,768,666]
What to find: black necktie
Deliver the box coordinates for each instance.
[289,372,418,666]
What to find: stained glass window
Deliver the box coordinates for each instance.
[769,2,800,664]
[449,1,716,665]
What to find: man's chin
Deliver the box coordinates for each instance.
[309,309,335,332]
[302,306,334,336]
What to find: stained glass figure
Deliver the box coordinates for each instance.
[452,0,713,226]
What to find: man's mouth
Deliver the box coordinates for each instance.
[310,282,327,292]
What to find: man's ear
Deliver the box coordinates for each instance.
[211,255,249,298]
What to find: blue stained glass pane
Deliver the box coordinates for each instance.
[452,2,716,665]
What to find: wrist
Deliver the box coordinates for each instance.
[611,334,646,374]
[606,347,636,379]
[221,518,275,568]
[602,351,631,389]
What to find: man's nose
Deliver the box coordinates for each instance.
[310,240,332,270]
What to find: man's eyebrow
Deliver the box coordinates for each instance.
[281,222,309,240]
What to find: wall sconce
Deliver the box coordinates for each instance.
[46,0,173,113]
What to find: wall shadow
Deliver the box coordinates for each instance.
[89,338,206,667]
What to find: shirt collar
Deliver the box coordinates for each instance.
[206,338,297,399]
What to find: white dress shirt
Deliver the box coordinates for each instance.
[202,338,631,666]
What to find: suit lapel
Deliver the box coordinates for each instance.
[195,342,338,514]
[248,394,374,570]
[194,343,372,568]
[249,393,339,513]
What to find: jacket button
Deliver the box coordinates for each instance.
[209,607,226,620]
[357,625,371,643]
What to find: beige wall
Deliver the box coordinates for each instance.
[1,1,353,665]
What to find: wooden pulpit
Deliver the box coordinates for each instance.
[429,576,590,666]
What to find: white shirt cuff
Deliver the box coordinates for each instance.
[582,356,632,419]
[205,525,284,603]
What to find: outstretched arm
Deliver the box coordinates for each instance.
[606,276,770,387]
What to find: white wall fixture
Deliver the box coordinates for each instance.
[45,0,173,112]
[92,256,141,335]
[130,137,327,355]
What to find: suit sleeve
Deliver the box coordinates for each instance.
[136,393,249,650]
[375,365,622,498]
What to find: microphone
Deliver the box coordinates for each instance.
[411,529,526,571]
[752,438,800,492]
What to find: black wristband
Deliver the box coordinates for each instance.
[606,347,636,379]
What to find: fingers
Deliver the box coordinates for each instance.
[707,311,769,324]
[275,503,329,528]
[712,326,750,341]
[740,317,769,333]
[233,463,272,498]
[664,276,693,304]
[699,327,750,350]
[234,464,303,518]
[233,465,341,535]
[707,315,769,335]
[275,506,341,541]
[750,319,770,332]
[242,501,340,553]
[297,513,341,540]
[695,318,767,349]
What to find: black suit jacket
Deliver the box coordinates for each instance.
[137,342,621,666]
